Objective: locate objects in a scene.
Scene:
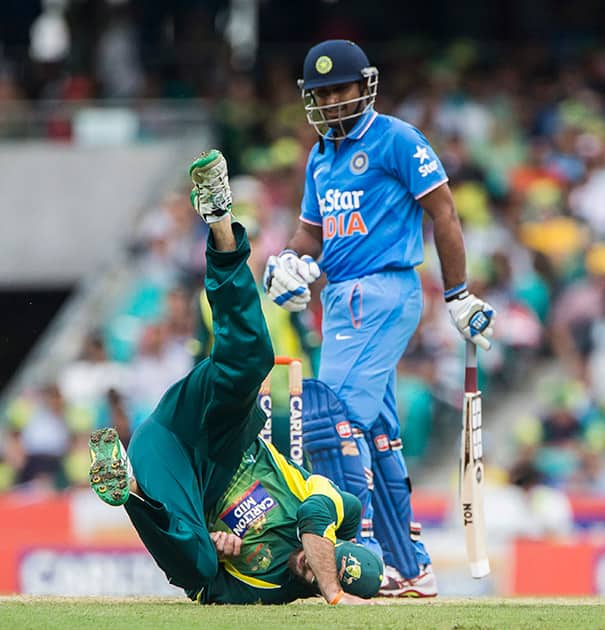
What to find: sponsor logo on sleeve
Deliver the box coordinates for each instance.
[419,160,438,177]
[413,144,438,177]
[220,481,277,538]
[413,145,429,164]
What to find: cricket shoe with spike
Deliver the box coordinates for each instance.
[189,149,232,224]
[88,428,132,506]
[378,564,438,598]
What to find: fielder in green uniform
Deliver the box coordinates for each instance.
[88,150,382,605]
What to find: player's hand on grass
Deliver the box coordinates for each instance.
[446,291,496,350]
[210,531,242,560]
[337,593,377,605]
[263,250,321,312]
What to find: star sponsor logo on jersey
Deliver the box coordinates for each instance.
[220,481,277,538]
[319,188,365,214]
[319,188,368,241]
[419,160,439,177]
[413,144,438,178]
[349,151,369,175]
[413,145,430,164]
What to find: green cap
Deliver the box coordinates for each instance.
[335,541,383,598]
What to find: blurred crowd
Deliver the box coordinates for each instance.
[0,3,604,510]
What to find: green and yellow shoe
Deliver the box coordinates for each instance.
[88,428,131,506]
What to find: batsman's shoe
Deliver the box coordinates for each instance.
[88,428,132,506]
[189,149,232,224]
[378,564,438,598]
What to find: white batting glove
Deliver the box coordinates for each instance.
[446,290,496,351]
[278,250,321,285]
[263,250,321,312]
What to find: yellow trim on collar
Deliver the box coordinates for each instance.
[263,441,344,532]
[264,441,307,501]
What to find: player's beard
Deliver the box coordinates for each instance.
[325,95,367,136]
[287,548,318,589]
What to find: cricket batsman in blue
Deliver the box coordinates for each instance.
[263,39,496,597]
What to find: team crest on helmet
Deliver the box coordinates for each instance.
[338,553,362,584]
[350,151,369,175]
[315,55,333,74]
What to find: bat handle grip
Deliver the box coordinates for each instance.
[465,340,477,368]
[464,341,478,393]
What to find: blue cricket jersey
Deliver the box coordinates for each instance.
[300,109,448,283]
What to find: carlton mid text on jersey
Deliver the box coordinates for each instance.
[300,109,448,283]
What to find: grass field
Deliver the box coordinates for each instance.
[1,597,603,630]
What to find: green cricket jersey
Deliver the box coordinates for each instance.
[201,437,361,604]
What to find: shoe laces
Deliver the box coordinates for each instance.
[195,161,232,212]
[383,564,431,586]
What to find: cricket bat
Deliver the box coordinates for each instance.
[459,340,490,578]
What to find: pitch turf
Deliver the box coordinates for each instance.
[0,597,603,629]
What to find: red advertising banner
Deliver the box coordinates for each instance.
[0,494,72,593]
[512,538,605,595]
[2,490,604,595]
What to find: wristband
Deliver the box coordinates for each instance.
[444,282,468,302]
[329,589,344,605]
[279,249,299,258]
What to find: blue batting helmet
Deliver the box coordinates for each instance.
[298,40,379,140]
[300,40,372,90]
